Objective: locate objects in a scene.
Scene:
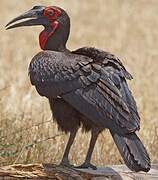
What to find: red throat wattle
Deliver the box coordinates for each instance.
[39,7,61,50]
[39,21,59,50]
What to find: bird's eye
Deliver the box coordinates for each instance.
[43,7,61,19]
[48,11,53,16]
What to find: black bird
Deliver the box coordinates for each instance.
[6,5,150,172]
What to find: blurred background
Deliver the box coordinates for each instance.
[0,0,158,166]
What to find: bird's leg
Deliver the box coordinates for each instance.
[60,128,78,167]
[76,128,101,170]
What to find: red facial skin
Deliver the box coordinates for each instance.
[39,7,61,50]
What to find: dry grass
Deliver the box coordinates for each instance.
[0,0,158,166]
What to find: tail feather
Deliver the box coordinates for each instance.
[110,130,150,172]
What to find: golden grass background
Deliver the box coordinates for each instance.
[0,0,158,166]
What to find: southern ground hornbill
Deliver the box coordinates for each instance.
[6,5,150,172]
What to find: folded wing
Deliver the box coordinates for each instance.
[29,48,140,134]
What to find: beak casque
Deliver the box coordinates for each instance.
[6,7,49,30]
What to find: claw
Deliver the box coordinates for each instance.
[75,163,97,170]
[60,159,74,168]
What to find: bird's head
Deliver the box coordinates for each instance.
[6,6,70,51]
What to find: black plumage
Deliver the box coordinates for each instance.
[6,5,150,172]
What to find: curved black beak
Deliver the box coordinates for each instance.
[6,6,49,30]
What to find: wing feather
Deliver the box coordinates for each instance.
[29,48,140,133]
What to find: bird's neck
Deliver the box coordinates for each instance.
[39,18,70,52]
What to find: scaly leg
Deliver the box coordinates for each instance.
[60,128,78,167]
[76,128,101,170]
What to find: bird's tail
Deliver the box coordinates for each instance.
[110,130,150,172]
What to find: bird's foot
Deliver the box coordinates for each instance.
[75,162,97,170]
[60,158,74,168]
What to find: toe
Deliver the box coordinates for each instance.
[60,160,74,168]
[75,163,97,170]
